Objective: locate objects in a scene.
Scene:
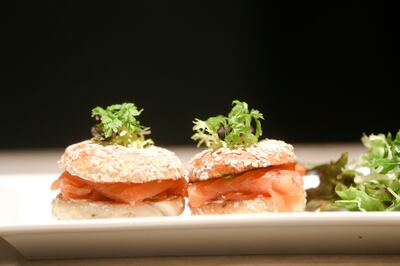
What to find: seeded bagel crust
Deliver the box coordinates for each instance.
[190,193,306,215]
[186,139,296,182]
[52,196,185,219]
[58,140,184,183]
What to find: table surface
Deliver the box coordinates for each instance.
[3,144,399,266]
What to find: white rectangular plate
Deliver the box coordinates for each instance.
[1,174,400,259]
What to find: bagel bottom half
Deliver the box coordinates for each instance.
[190,193,306,215]
[52,195,185,220]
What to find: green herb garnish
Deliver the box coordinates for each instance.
[91,103,154,148]
[305,130,400,212]
[334,130,400,211]
[191,100,264,149]
[223,175,234,180]
[305,153,352,211]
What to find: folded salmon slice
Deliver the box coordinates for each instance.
[187,164,304,211]
[52,171,187,204]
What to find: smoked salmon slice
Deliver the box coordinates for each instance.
[187,164,304,210]
[52,171,187,204]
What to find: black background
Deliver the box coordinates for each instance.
[1,2,397,149]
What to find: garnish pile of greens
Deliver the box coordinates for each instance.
[305,153,353,211]
[191,100,264,149]
[306,130,400,212]
[91,103,154,148]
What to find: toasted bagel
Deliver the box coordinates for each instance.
[52,195,185,219]
[186,139,296,182]
[58,141,184,183]
[190,193,306,215]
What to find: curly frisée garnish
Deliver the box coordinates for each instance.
[91,103,154,148]
[191,100,264,149]
[334,130,400,211]
[305,130,400,212]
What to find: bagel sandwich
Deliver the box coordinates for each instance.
[51,103,187,219]
[188,100,306,215]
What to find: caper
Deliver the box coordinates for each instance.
[91,125,101,137]
[250,119,256,134]
[250,126,255,134]
[217,125,226,140]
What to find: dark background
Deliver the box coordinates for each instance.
[1,2,397,149]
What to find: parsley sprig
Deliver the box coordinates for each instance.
[191,100,264,149]
[91,103,154,148]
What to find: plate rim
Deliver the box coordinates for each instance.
[2,212,400,236]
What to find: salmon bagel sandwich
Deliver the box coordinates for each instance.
[187,100,306,215]
[51,103,187,219]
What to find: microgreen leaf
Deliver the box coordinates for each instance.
[91,103,153,148]
[191,100,264,149]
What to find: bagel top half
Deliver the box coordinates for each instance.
[58,140,184,183]
[186,139,296,182]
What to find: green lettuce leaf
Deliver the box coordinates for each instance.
[305,153,352,211]
[332,130,400,211]
[306,130,400,212]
